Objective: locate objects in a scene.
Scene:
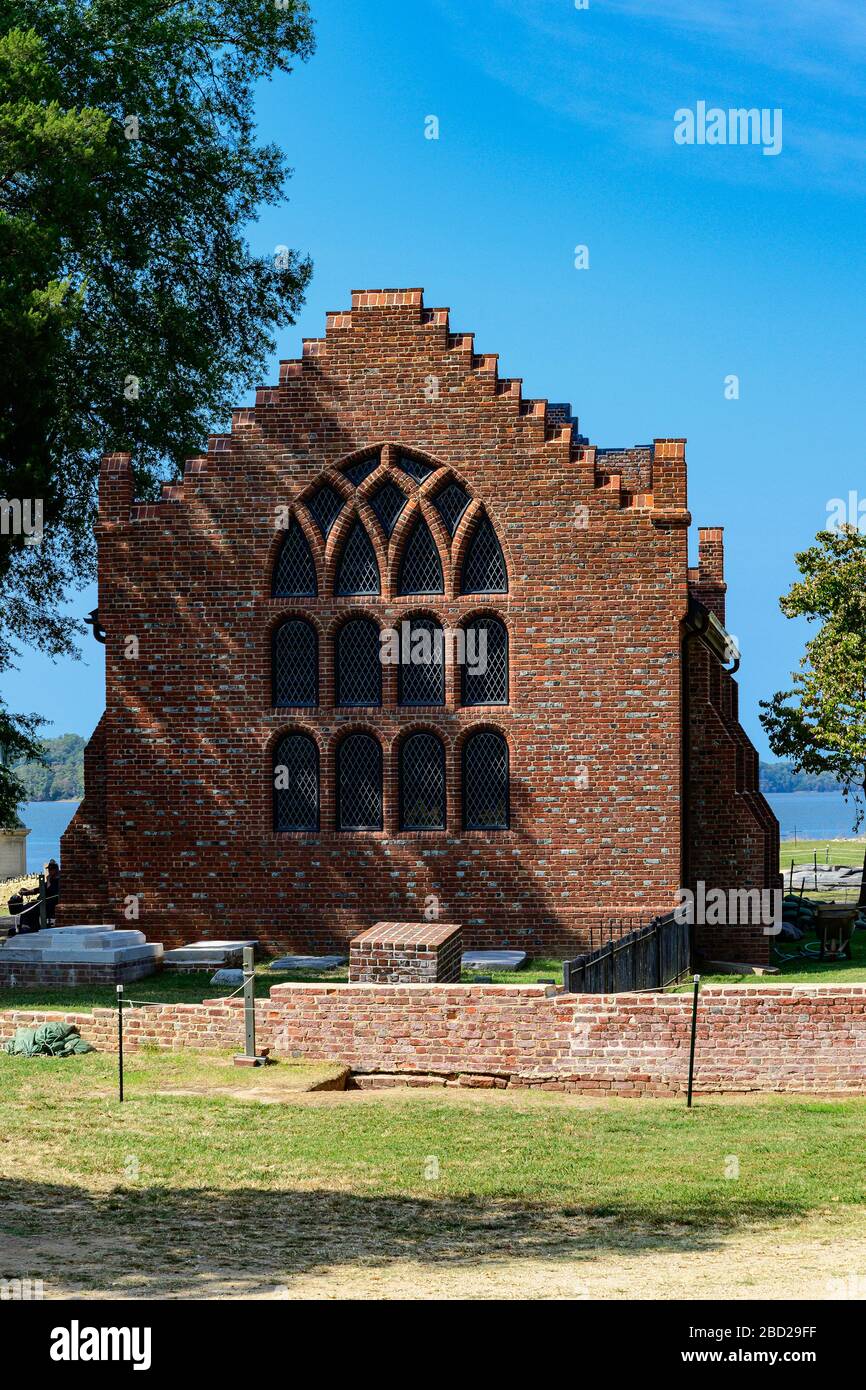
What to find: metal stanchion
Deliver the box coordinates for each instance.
[686,974,700,1108]
[233,946,268,1067]
[38,874,47,931]
[117,983,125,1103]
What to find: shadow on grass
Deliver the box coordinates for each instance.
[0,1176,824,1299]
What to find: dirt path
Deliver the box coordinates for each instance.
[3,1202,863,1301]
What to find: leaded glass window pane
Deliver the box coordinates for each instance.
[463,731,509,830]
[398,517,444,594]
[337,733,383,831]
[335,520,381,596]
[461,618,508,706]
[434,481,471,536]
[274,733,319,832]
[336,618,382,707]
[400,733,446,831]
[305,483,345,538]
[460,513,508,593]
[272,519,317,597]
[370,480,408,537]
[344,454,380,487]
[395,452,434,483]
[273,620,318,707]
[398,617,444,707]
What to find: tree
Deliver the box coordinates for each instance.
[760,526,866,903]
[0,0,315,825]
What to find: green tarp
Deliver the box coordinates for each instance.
[3,1023,94,1057]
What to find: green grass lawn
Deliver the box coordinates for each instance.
[2,1049,864,1219]
[1,1049,865,1298]
[0,957,565,1014]
[683,839,866,986]
[779,836,866,869]
[687,923,866,987]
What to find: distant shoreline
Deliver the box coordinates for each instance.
[21,798,81,806]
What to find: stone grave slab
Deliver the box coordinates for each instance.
[161,940,258,972]
[268,954,347,972]
[462,950,527,972]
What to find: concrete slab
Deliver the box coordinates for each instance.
[462,950,527,971]
[0,927,160,964]
[269,955,347,971]
[0,923,164,985]
[162,940,257,968]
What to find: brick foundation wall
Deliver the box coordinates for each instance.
[59,287,775,960]
[349,921,463,983]
[0,960,159,989]
[3,983,863,1095]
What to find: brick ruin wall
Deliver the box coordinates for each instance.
[2,982,862,1096]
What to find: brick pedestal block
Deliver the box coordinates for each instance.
[349,921,463,984]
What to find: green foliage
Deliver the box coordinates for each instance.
[761,528,866,900]
[0,0,315,825]
[760,529,866,815]
[11,732,84,802]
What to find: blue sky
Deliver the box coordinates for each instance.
[6,0,866,757]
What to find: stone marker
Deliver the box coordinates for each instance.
[268,955,347,971]
[462,950,527,971]
[210,968,245,986]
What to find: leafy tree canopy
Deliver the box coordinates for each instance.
[0,0,315,825]
[760,527,866,898]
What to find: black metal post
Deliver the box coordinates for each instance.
[686,974,700,1108]
[38,874,47,931]
[117,984,124,1103]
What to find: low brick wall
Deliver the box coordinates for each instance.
[1,983,864,1095]
[0,959,160,988]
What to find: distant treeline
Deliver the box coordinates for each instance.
[6,738,843,802]
[12,734,85,801]
[760,761,843,793]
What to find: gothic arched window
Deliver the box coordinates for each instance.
[305,483,345,538]
[273,733,319,832]
[398,616,445,707]
[337,733,383,831]
[335,618,382,707]
[272,519,317,598]
[460,512,507,594]
[335,521,381,596]
[344,452,381,487]
[462,730,509,830]
[370,480,408,537]
[398,516,444,595]
[461,617,508,706]
[400,733,446,831]
[434,481,471,537]
[272,619,318,707]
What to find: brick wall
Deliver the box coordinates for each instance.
[686,640,781,964]
[349,921,463,983]
[59,287,775,959]
[0,959,158,989]
[3,982,863,1095]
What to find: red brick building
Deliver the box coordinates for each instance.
[61,287,779,962]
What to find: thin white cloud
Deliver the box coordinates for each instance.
[432,0,866,193]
